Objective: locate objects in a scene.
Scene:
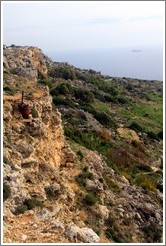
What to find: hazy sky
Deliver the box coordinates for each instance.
[2,1,164,53]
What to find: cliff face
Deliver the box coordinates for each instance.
[3,46,101,243]
[3,45,50,81]
[3,46,163,243]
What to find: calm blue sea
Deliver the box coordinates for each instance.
[46,46,163,81]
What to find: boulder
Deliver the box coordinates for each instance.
[79,227,100,243]
[98,205,109,220]
[65,224,100,243]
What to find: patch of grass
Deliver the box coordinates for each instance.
[92,100,111,114]
[132,173,158,191]
[147,93,162,101]
[132,103,163,129]
[118,101,163,133]
[64,125,111,153]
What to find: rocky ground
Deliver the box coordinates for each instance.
[3,45,163,243]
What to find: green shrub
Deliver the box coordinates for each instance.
[38,70,46,80]
[106,230,124,243]
[133,174,157,191]
[117,95,128,104]
[79,104,98,115]
[107,86,119,96]
[38,79,53,89]
[74,89,94,104]
[31,107,39,118]
[76,169,94,187]
[157,130,163,139]
[84,192,98,205]
[104,94,117,103]
[53,96,75,108]
[51,82,73,96]
[15,204,28,215]
[77,150,84,160]
[93,111,115,128]
[48,66,76,80]
[3,183,11,201]
[93,91,106,102]
[23,198,44,209]
[129,122,143,132]
[147,131,159,141]
[3,86,14,95]
[44,186,60,200]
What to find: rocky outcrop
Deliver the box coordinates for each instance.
[3,46,51,80]
[65,224,100,243]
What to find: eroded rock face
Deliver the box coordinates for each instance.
[3,46,51,80]
[3,84,72,211]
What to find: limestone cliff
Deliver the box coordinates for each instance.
[3,45,50,81]
[3,45,163,243]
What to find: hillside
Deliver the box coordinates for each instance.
[3,45,163,243]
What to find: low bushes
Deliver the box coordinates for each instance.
[75,167,94,187]
[74,88,94,104]
[128,122,143,132]
[44,185,60,200]
[38,79,53,89]
[3,183,11,201]
[143,221,162,243]
[147,131,160,141]
[3,86,15,95]
[14,198,44,215]
[53,96,76,108]
[48,65,76,80]
[84,192,99,206]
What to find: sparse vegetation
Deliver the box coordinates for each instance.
[143,221,162,243]
[84,192,99,205]
[38,78,53,89]
[3,183,11,201]
[31,107,39,118]
[14,204,28,215]
[77,150,84,160]
[76,167,94,187]
[24,198,44,209]
[44,185,60,200]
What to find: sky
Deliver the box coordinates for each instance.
[2,1,165,53]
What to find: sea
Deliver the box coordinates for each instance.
[46,46,163,81]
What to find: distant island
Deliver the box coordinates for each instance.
[131,49,142,53]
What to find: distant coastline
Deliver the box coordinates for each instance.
[47,46,163,81]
